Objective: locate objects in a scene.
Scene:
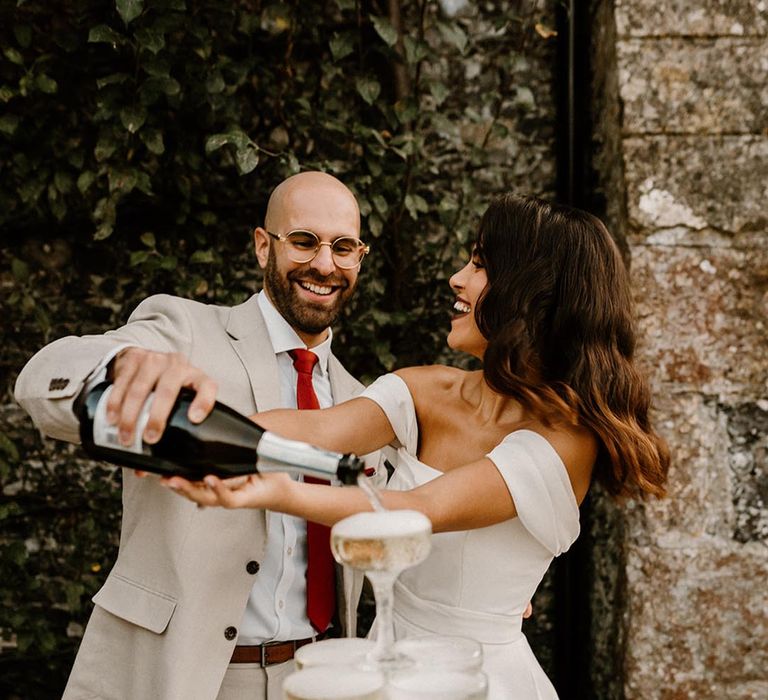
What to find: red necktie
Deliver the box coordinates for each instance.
[289,349,336,633]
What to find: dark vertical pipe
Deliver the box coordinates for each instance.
[553,1,594,698]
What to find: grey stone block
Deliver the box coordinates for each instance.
[616,0,768,37]
[623,393,733,542]
[623,541,768,699]
[623,135,768,233]
[631,242,768,397]
[617,38,768,134]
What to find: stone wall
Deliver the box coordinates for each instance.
[591,1,768,698]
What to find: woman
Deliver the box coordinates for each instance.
[165,194,669,698]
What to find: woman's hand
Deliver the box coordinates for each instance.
[162,472,293,509]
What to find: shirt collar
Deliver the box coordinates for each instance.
[257,291,332,375]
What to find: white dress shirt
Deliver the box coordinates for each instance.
[237,291,334,644]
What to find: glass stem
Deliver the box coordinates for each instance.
[367,571,397,661]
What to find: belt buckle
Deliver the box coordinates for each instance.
[260,640,283,667]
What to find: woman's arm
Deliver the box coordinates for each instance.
[163,456,518,533]
[251,396,396,456]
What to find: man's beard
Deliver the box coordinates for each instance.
[264,251,356,335]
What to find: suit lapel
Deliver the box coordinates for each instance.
[328,354,363,403]
[226,296,283,412]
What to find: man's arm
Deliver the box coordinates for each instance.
[14,294,216,445]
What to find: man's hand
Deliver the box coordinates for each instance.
[107,347,217,448]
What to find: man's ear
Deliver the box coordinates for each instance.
[254,227,270,269]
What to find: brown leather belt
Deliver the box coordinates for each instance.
[230,636,319,667]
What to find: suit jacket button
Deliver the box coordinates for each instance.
[224,626,237,641]
[246,560,260,575]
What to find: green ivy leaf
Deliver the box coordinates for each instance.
[14,24,32,49]
[205,129,249,154]
[117,0,144,26]
[371,16,398,47]
[35,74,58,94]
[437,21,468,53]
[108,169,138,193]
[9,257,28,284]
[140,128,164,155]
[429,80,449,106]
[190,249,214,264]
[0,114,19,135]
[88,25,126,46]
[140,231,156,248]
[139,76,180,106]
[404,193,428,219]
[130,249,150,265]
[329,33,354,61]
[356,77,380,105]
[94,221,114,240]
[77,171,96,193]
[372,194,389,216]
[206,71,225,94]
[119,106,147,133]
[403,36,428,65]
[54,171,73,194]
[142,55,171,77]
[135,27,165,54]
[160,255,178,270]
[235,146,259,174]
[368,212,383,238]
[96,73,129,89]
[514,86,535,110]
[4,47,24,65]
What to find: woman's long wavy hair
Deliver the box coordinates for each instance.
[475,194,669,499]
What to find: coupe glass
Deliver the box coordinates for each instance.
[282,667,385,700]
[392,635,483,673]
[385,669,488,700]
[330,510,432,671]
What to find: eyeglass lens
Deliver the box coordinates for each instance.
[284,231,364,268]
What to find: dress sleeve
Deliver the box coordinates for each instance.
[486,430,580,556]
[359,374,418,455]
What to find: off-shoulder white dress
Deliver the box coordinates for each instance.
[360,374,580,700]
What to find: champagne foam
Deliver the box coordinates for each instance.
[332,510,431,539]
[283,667,385,699]
[295,638,375,670]
[331,511,432,572]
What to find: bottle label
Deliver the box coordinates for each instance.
[92,385,152,455]
[258,432,341,481]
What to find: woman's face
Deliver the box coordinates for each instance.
[447,248,489,358]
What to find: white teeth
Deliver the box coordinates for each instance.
[301,282,333,296]
[453,300,471,314]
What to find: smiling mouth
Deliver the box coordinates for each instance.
[452,298,471,315]
[298,280,336,296]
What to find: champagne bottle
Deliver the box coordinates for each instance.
[77,382,365,484]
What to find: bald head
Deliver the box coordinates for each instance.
[264,171,360,235]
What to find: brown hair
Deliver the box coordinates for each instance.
[474,194,669,499]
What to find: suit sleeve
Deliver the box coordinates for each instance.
[14,295,195,443]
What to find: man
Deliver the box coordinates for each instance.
[15,171,382,699]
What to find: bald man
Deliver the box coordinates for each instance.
[15,172,382,700]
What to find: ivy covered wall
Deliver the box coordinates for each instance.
[0,1,559,696]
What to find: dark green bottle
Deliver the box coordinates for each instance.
[77,382,364,484]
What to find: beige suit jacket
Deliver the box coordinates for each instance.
[15,293,378,700]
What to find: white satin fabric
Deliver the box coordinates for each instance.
[361,374,581,699]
